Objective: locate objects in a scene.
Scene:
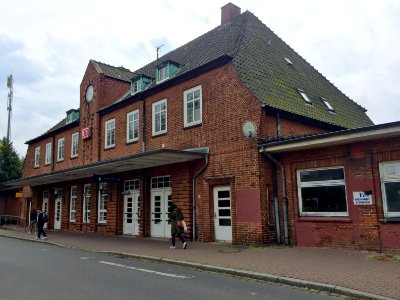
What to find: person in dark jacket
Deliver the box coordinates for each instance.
[28,208,37,235]
[168,203,187,249]
[36,208,47,240]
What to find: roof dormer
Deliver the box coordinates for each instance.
[66,109,79,124]
[156,60,180,84]
[130,74,153,95]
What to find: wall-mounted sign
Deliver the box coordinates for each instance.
[353,192,372,205]
[82,127,92,139]
[15,192,23,198]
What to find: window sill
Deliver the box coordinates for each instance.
[380,217,400,223]
[104,146,115,151]
[298,217,352,223]
[184,123,202,130]
[70,155,78,160]
[152,132,167,138]
[126,140,139,145]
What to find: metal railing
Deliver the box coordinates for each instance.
[0,215,26,227]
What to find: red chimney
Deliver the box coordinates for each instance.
[221,3,241,25]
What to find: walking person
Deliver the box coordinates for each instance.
[169,203,187,249]
[28,208,37,235]
[36,208,48,240]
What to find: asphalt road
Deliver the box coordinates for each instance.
[0,237,342,300]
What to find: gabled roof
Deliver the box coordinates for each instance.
[108,10,373,129]
[90,60,135,82]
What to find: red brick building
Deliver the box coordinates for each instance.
[5,4,397,252]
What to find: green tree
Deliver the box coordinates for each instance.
[0,137,23,186]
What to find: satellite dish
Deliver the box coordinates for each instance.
[242,121,257,138]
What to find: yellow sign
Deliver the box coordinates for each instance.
[15,192,23,198]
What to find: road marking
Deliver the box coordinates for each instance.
[98,261,189,279]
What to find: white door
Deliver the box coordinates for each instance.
[213,186,232,242]
[54,198,62,230]
[123,192,140,235]
[150,189,171,238]
[42,192,49,229]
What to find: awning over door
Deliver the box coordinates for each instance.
[3,148,208,189]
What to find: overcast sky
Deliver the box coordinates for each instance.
[0,0,399,156]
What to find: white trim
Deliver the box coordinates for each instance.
[105,118,116,149]
[34,146,40,167]
[184,85,202,127]
[71,132,79,158]
[98,183,108,223]
[157,65,169,83]
[69,185,77,222]
[83,184,91,223]
[152,99,167,136]
[379,161,400,217]
[57,137,65,162]
[297,167,348,217]
[45,142,52,165]
[127,110,139,143]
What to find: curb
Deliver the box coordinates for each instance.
[0,233,396,300]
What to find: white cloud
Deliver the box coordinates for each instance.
[0,0,399,156]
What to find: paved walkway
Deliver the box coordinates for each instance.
[1,227,399,300]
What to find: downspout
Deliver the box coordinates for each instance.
[263,152,289,245]
[192,149,209,241]
[270,160,281,244]
[276,110,281,140]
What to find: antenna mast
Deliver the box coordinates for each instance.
[156,44,164,68]
[6,74,13,142]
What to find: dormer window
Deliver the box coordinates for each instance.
[297,89,312,105]
[320,97,336,113]
[156,60,180,84]
[66,109,79,124]
[130,75,153,95]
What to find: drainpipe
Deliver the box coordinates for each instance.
[141,97,146,152]
[263,152,289,245]
[276,110,281,140]
[192,148,209,241]
[270,161,281,244]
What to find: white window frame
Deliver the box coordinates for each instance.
[320,97,335,113]
[298,89,313,105]
[34,146,40,168]
[131,80,140,95]
[157,65,169,83]
[98,183,108,223]
[152,99,167,136]
[45,142,52,165]
[71,132,79,158]
[297,167,348,217]
[105,118,115,149]
[69,185,77,222]
[83,184,91,223]
[57,137,65,162]
[379,161,400,218]
[127,110,139,143]
[184,85,202,127]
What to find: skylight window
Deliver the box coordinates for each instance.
[297,89,312,104]
[284,57,293,65]
[321,97,335,113]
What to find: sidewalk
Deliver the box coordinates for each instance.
[1,227,398,300]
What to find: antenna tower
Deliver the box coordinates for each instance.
[6,74,13,142]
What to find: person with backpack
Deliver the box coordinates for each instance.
[36,208,48,240]
[28,208,37,235]
[168,202,187,249]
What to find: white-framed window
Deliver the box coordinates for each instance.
[69,185,77,222]
[157,65,169,83]
[124,179,140,191]
[71,132,79,158]
[83,184,91,223]
[379,161,400,218]
[320,97,335,113]
[105,118,115,148]
[184,85,202,127]
[152,99,167,136]
[45,142,52,165]
[57,137,65,162]
[127,110,139,143]
[297,89,312,105]
[151,176,171,189]
[34,146,40,168]
[98,183,108,223]
[131,80,140,95]
[297,167,348,216]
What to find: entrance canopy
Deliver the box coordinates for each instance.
[3,148,208,189]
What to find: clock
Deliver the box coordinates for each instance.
[85,85,94,102]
